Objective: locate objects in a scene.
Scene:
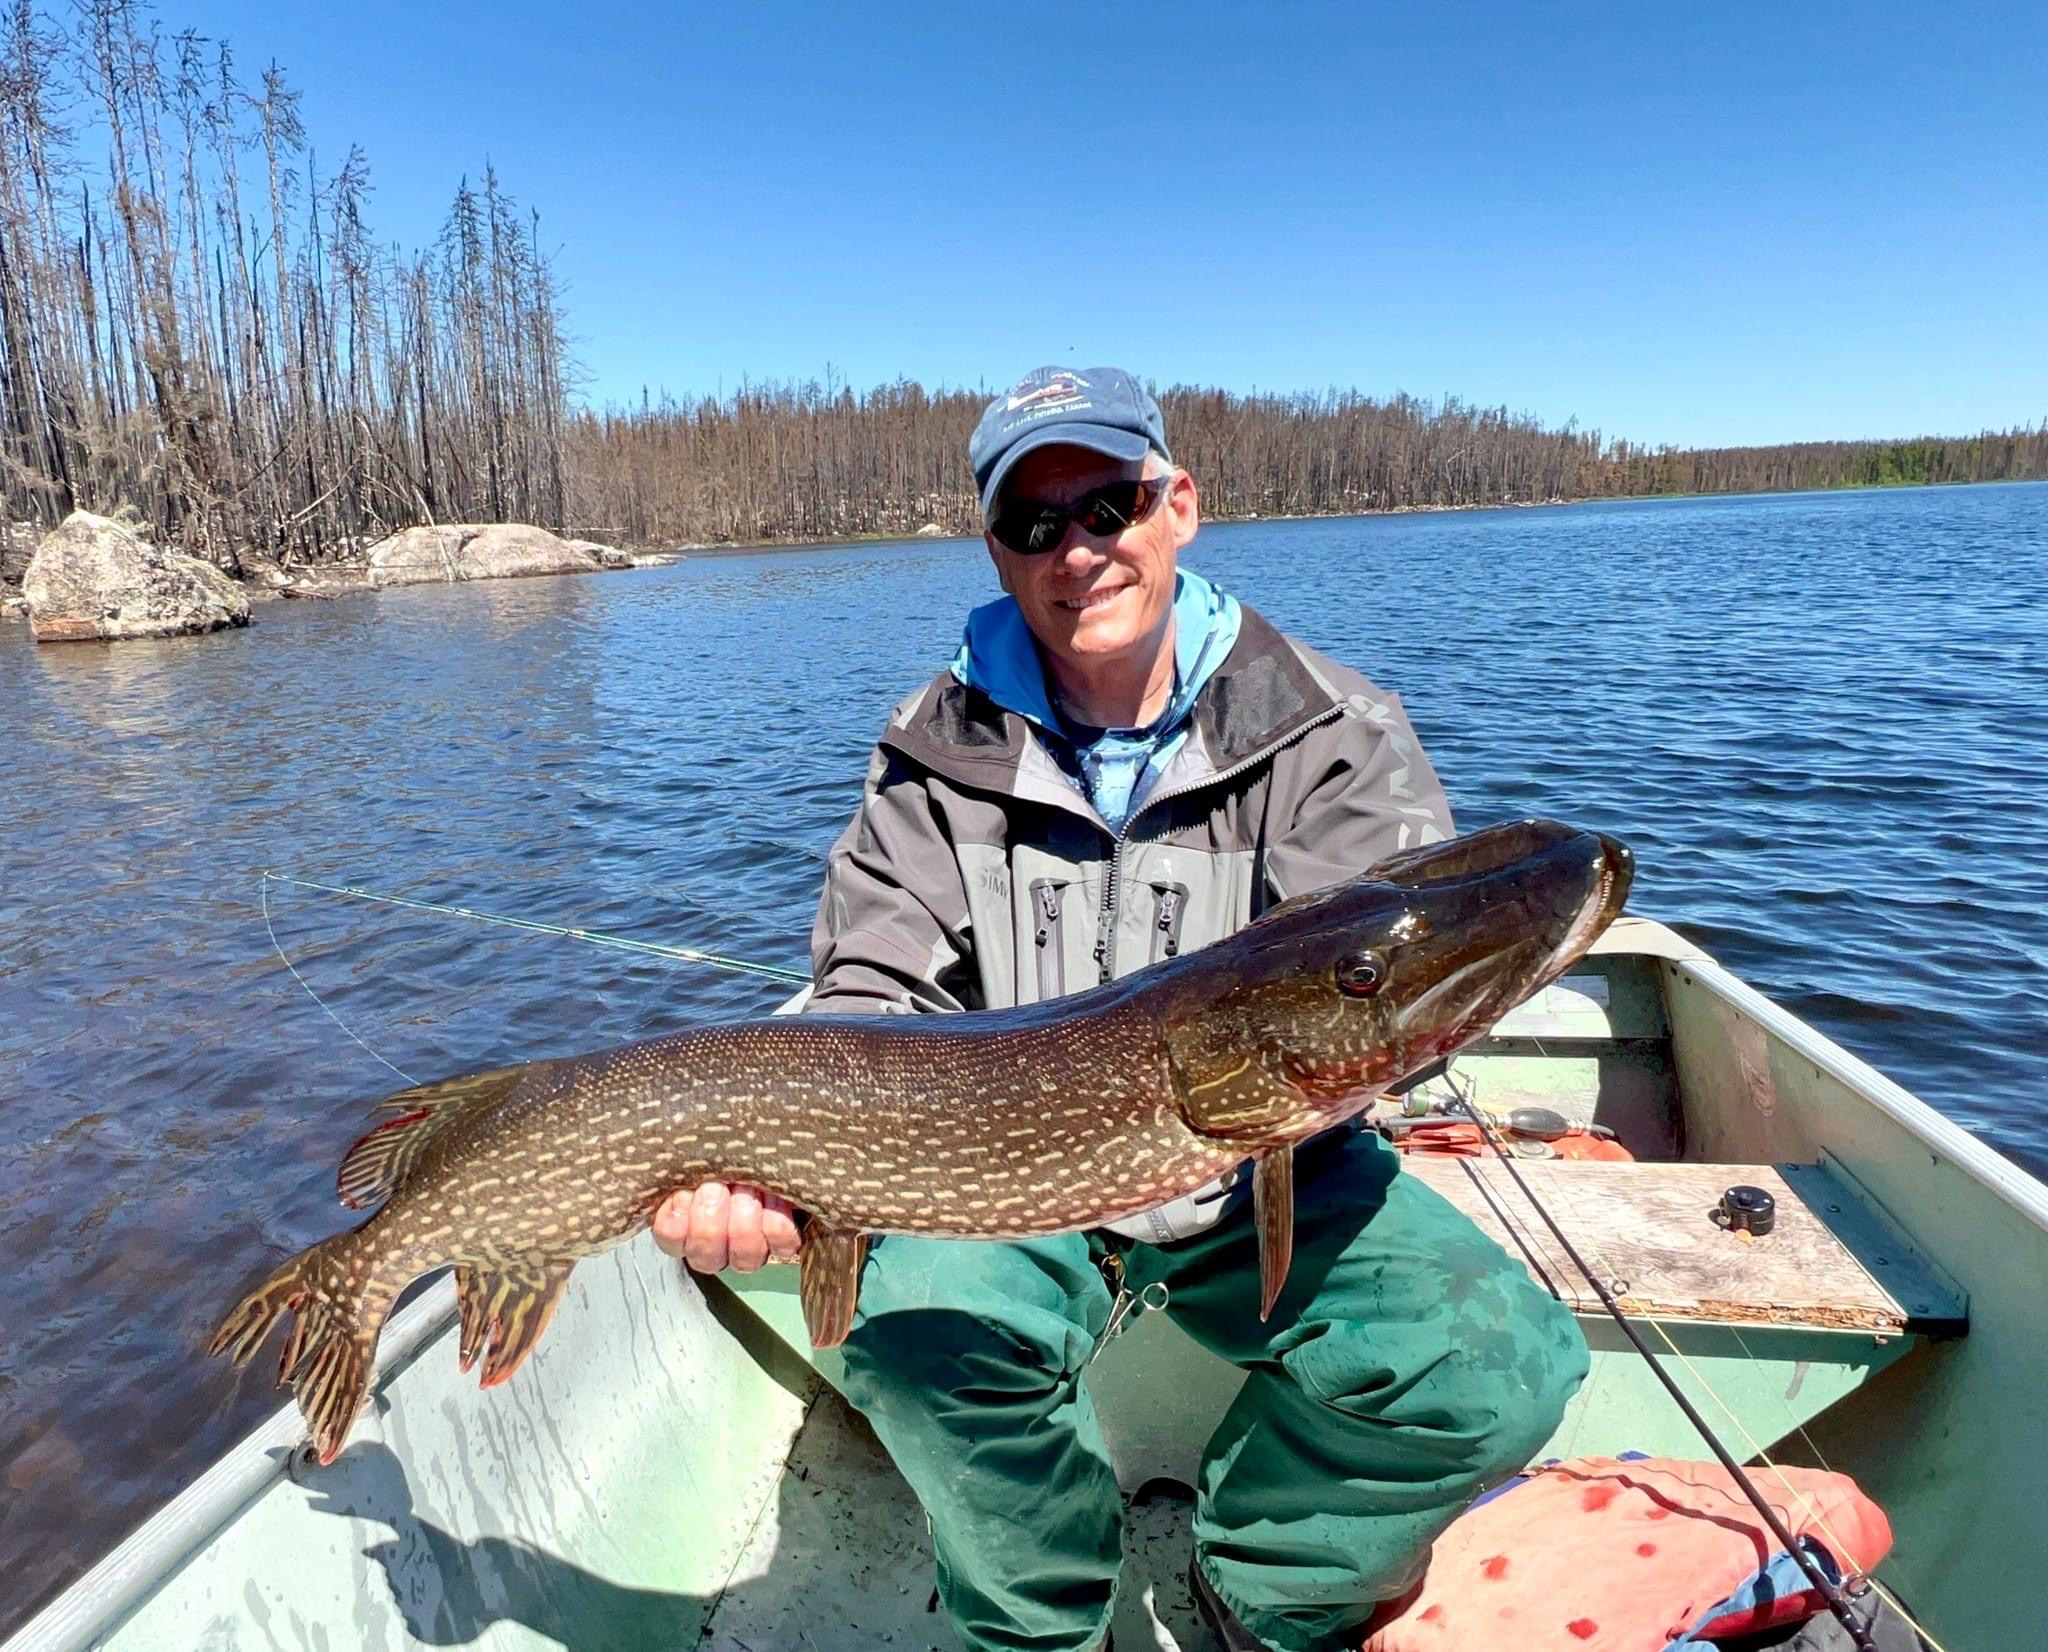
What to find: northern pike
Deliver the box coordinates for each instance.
[212,817,1632,1464]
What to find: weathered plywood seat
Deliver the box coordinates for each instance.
[1415,1152,1966,1466]
[1402,1156,1950,1336]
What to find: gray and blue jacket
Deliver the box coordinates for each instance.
[808,582,1454,1240]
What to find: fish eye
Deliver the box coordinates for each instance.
[1335,952,1386,997]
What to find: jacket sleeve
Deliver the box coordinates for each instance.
[806,744,979,1015]
[1262,688,1456,904]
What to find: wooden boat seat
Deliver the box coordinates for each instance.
[1402,1156,1965,1336]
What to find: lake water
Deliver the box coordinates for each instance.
[2,480,2044,1631]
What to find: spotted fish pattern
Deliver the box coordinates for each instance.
[210,818,1633,1466]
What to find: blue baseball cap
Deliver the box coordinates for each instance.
[969,366,1172,516]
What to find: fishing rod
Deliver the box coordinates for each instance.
[1434,1064,1886,1652]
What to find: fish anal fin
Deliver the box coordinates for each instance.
[464,1259,576,1389]
[799,1224,870,1348]
[1254,1149,1294,1322]
[336,1065,527,1210]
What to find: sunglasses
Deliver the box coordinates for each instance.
[986,476,1173,556]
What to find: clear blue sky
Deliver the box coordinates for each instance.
[163,0,2045,448]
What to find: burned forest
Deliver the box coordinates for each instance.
[1,0,2042,575]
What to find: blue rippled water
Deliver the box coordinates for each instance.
[1,480,2043,1629]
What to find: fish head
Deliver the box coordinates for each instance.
[1162,818,1633,1143]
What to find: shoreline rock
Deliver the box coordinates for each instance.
[23,511,251,644]
[363,523,611,587]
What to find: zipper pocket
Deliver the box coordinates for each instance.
[1150,882,1189,964]
[1031,879,1068,1001]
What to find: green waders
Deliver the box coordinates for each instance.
[838,1129,1589,1652]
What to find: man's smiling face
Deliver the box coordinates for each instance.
[984,444,1200,691]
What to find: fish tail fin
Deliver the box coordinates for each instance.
[209,1233,391,1465]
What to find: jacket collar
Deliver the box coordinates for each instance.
[884,600,1342,813]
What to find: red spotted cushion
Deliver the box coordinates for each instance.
[1361,1455,1892,1652]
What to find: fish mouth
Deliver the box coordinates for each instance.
[1382,821,1634,1058]
[1546,832,1632,974]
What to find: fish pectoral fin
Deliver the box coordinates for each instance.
[1254,1149,1294,1322]
[457,1258,576,1388]
[336,1066,527,1210]
[798,1223,870,1349]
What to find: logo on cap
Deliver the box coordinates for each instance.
[1005,371,1092,414]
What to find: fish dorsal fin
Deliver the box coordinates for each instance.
[455,1259,576,1387]
[1254,1149,1295,1321]
[799,1223,870,1348]
[336,1065,526,1210]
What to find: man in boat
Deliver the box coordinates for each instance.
[654,367,1589,1652]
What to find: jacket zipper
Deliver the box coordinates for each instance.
[1093,844,1120,983]
[1032,880,1067,1000]
[1152,884,1188,963]
[1132,703,1344,827]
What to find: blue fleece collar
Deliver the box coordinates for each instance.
[949,568,1242,733]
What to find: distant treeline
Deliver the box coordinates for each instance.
[1,1,2043,571]
[566,388,2048,547]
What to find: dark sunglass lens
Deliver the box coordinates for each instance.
[1074,481,1149,535]
[992,503,1068,554]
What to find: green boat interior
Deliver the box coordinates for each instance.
[12,916,2040,1652]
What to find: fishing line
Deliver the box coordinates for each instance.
[1454,1036,1948,1649]
[1492,1108,1936,1648]
[265,873,812,985]
[1489,1062,1945,1652]
[1438,1062,1885,1652]
[261,872,420,1086]
[1715,1321,1953,1652]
